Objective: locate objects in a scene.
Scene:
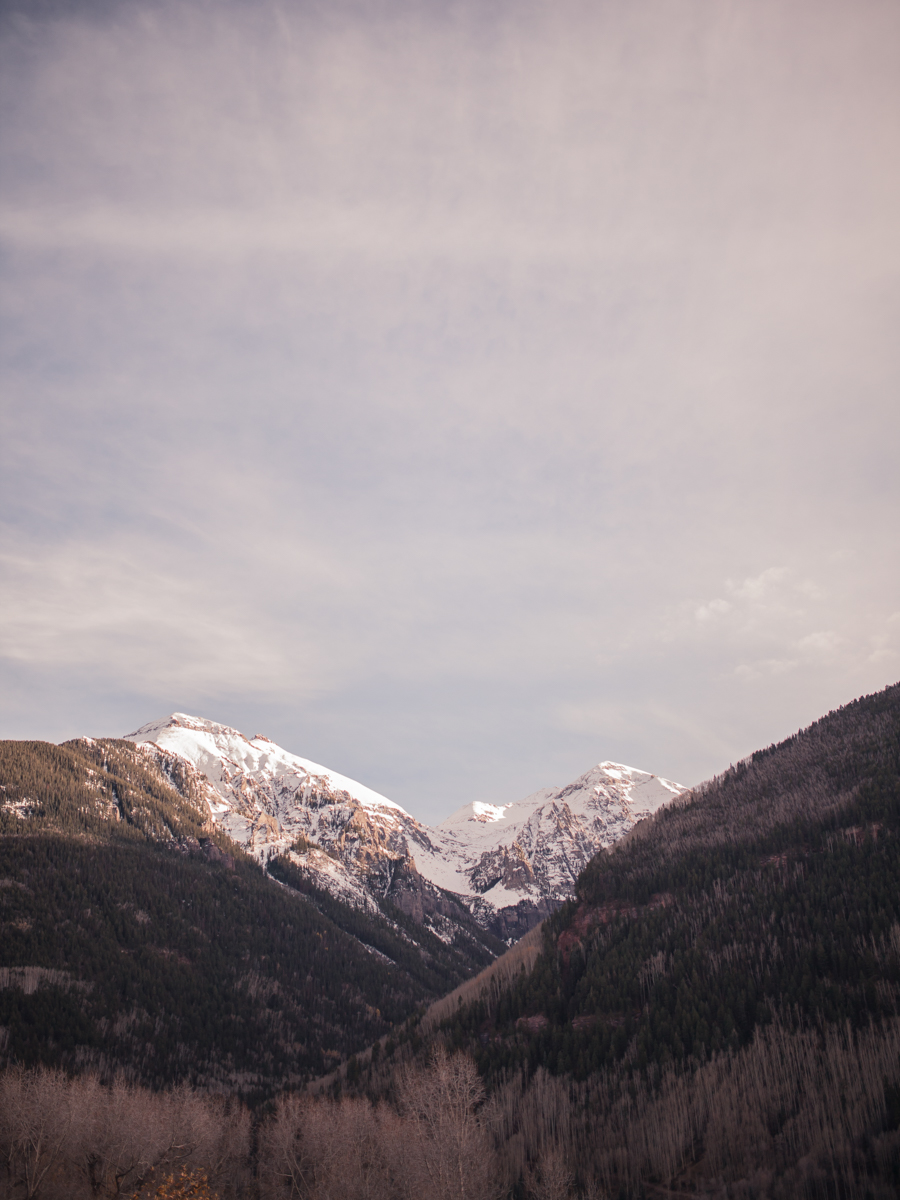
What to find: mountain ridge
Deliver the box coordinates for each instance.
[124,712,686,940]
[0,735,500,1092]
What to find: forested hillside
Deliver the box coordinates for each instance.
[337,683,900,1196]
[453,683,900,1082]
[0,738,498,1095]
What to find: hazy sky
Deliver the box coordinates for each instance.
[2,0,899,823]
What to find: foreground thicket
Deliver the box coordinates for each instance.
[483,1014,900,1197]
[313,1011,900,1197]
[0,1051,502,1200]
[4,1019,899,1199]
[0,1067,250,1199]
[260,1049,501,1200]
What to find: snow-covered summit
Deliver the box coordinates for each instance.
[437,761,686,913]
[126,713,405,816]
[441,762,681,850]
[124,713,466,917]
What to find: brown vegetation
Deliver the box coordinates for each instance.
[483,1014,900,1197]
[259,1048,500,1200]
[2,1012,899,1197]
[422,921,546,1033]
[0,1068,249,1199]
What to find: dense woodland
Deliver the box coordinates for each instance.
[2,685,900,1197]
[475,682,900,1079]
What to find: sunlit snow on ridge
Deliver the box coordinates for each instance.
[439,762,683,844]
[125,712,405,816]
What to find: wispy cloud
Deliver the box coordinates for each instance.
[695,599,731,622]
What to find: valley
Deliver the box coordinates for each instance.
[2,683,899,1197]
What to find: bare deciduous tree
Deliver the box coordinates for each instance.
[397,1048,501,1200]
[525,1150,573,1200]
[258,1092,314,1199]
[0,1066,80,1199]
[259,1093,394,1200]
[0,1069,250,1200]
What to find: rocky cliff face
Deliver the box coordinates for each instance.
[125,714,686,940]
[439,763,687,923]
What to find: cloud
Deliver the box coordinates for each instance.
[0,539,332,695]
[729,568,788,603]
[796,630,841,656]
[695,598,731,622]
[1,0,899,816]
[735,659,798,681]
[868,613,900,666]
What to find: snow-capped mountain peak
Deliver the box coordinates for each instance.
[126,713,406,818]
[439,761,681,844]
[467,802,513,824]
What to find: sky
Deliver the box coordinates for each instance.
[1,0,899,824]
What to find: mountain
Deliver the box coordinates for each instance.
[0,737,499,1094]
[6,685,900,1196]
[439,762,684,933]
[125,714,685,941]
[0,711,683,1092]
